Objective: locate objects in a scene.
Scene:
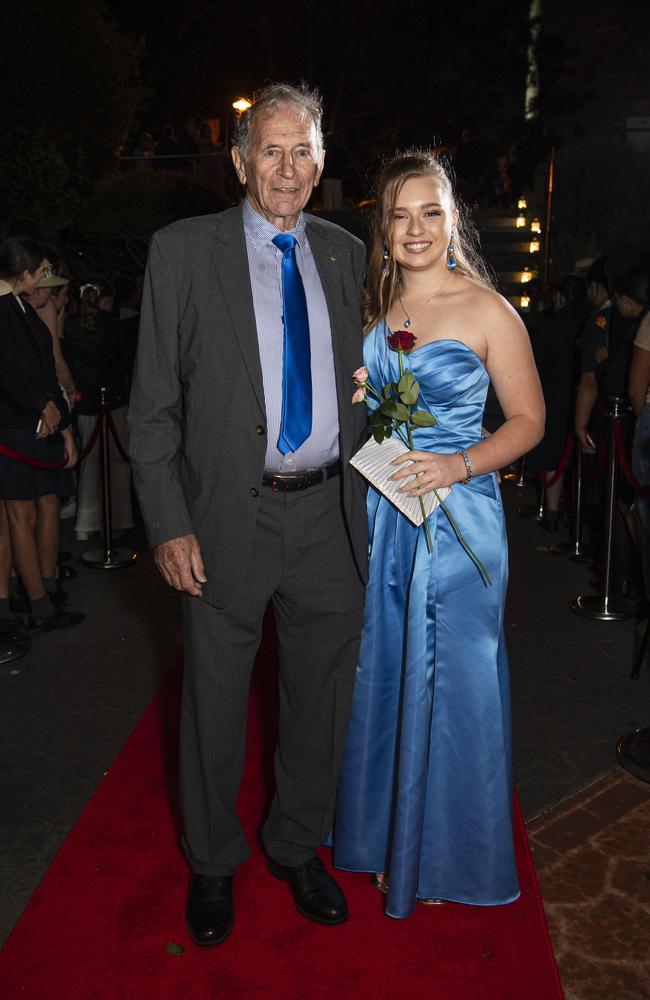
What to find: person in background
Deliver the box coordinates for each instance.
[24,270,76,409]
[529,274,589,530]
[628,310,650,596]
[575,265,649,595]
[0,237,83,631]
[63,280,133,542]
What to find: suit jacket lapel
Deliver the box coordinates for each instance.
[210,207,266,415]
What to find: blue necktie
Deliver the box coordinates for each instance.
[272,232,312,454]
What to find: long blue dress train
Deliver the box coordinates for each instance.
[333,321,520,919]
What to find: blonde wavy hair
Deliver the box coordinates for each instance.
[365,150,495,332]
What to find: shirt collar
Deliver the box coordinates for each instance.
[242,198,306,254]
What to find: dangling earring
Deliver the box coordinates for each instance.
[381,247,390,278]
[447,234,457,271]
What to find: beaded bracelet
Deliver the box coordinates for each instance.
[457,450,473,485]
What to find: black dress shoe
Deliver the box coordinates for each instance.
[28,606,85,633]
[186,873,235,947]
[267,856,348,925]
[0,615,29,640]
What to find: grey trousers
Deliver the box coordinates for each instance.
[180,475,365,875]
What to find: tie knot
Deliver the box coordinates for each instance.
[272,232,298,255]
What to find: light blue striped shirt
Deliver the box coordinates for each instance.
[242,198,339,472]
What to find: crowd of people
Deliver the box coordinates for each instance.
[525,254,650,601]
[121,117,227,193]
[0,236,141,656]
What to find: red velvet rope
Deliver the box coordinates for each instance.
[0,411,103,470]
[613,420,650,497]
[106,410,130,464]
[538,433,574,488]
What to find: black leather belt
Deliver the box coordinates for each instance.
[262,461,341,492]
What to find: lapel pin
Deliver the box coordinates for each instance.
[330,255,337,262]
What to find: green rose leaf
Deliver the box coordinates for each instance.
[372,425,386,444]
[411,410,437,427]
[392,402,411,422]
[399,383,420,405]
[398,370,415,393]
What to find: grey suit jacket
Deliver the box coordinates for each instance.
[128,205,368,608]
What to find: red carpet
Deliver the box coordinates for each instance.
[0,631,564,1000]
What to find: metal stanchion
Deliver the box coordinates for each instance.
[517,485,545,521]
[555,449,592,561]
[502,455,529,486]
[81,388,137,570]
[569,397,630,620]
[515,455,528,488]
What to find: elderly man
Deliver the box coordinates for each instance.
[128,83,367,946]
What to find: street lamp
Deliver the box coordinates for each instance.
[232,97,253,113]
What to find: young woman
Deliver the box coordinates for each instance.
[0,237,83,631]
[333,152,544,918]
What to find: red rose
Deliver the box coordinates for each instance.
[387,329,417,352]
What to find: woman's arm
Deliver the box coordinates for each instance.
[40,298,76,402]
[393,292,545,494]
[629,344,650,416]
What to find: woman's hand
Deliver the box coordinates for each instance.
[37,399,61,437]
[390,450,466,496]
[61,428,78,469]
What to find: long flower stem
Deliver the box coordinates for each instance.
[398,351,433,553]
[434,493,492,587]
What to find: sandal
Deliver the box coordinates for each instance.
[370,873,389,894]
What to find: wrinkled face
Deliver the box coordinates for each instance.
[232,105,324,231]
[387,175,458,274]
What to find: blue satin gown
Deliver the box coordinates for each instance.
[334,321,520,919]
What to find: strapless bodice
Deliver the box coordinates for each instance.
[364,321,490,452]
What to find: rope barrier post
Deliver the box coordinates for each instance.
[569,397,631,621]
[81,388,137,571]
[515,455,527,488]
[501,454,528,485]
[557,449,592,561]
[517,482,545,521]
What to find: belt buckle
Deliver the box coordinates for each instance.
[271,474,281,492]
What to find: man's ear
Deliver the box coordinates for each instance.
[231,147,247,186]
[313,151,325,189]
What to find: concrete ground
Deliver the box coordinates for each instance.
[1,476,648,949]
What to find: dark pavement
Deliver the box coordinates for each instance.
[1,476,648,947]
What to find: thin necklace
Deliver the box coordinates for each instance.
[398,272,451,329]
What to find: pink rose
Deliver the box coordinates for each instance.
[352,387,367,404]
[352,366,369,385]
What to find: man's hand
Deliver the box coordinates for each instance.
[37,400,61,438]
[153,534,207,597]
